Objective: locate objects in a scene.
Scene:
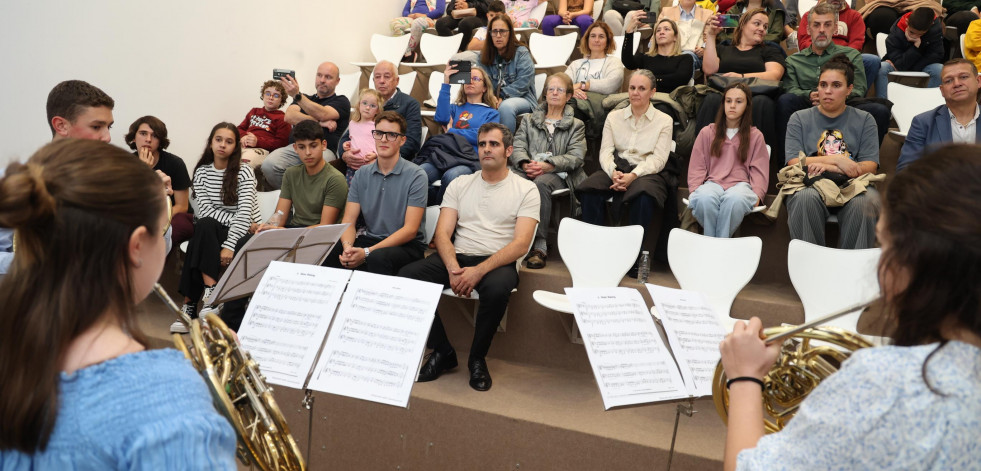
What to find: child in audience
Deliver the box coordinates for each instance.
[175,123,259,333]
[237,80,291,170]
[341,89,383,184]
[687,83,769,238]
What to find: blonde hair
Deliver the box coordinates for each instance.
[647,18,682,57]
[454,67,499,108]
[352,88,384,122]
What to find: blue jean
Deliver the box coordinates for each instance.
[688,181,758,238]
[861,54,880,93]
[875,61,943,98]
[540,14,594,36]
[419,162,474,204]
[498,97,536,133]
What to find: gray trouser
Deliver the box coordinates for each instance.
[514,169,567,253]
[786,187,880,249]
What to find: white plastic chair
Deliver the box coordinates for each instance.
[423,205,440,245]
[961,33,967,58]
[876,34,929,89]
[876,33,888,58]
[666,228,762,331]
[612,34,642,56]
[534,73,547,99]
[411,33,463,68]
[372,71,418,99]
[887,82,944,137]
[787,240,884,343]
[529,32,579,70]
[421,72,462,114]
[350,34,412,69]
[533,219,645,343]
[798,0,819,18]
[334,72,363,111]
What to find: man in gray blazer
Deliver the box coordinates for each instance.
[898,59,981,171]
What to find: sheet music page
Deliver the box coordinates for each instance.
[647,284,726,397]
[237,261,351,389]
[307,271,441,408]
[566,287,689,410]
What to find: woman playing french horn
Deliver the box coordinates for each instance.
[0,139,237,468]
[719,146,981,470]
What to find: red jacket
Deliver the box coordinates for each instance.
[797,5,866,51]
[237,107,290,151]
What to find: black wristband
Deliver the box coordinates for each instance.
[726,376,764,390]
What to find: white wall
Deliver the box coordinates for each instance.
[0,0,404,168]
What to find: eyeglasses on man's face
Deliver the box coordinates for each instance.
[371,130,405,141]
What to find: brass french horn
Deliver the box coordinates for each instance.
[154,284,306,471]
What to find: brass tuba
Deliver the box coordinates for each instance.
[154,284,306,471]
[711,324,873,433]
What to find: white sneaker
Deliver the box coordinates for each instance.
[201,286,216,308]
[170,320,189,334]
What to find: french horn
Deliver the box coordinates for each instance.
[154,284,306,471]
[711,324,874,433]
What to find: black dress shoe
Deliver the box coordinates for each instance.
[417,350,457,382]
[525,249,547,269]
[468,357,492,391]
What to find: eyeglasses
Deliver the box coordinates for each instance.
[490,29,509,37]
[360,101,379,108]
[547,87,567,94]
[470,76,484,82]
[264,92,282,99]
[371,130,405,141]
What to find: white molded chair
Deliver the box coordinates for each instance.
[534,73,547,99]
[876,32,888,58]
[533,219,645,343]
[350,34,412,69]
[423,205,440,245]
[372,71,418,100]
[787,240,884,343]
[613,34,642,56]
[529,32,578,70]
[798,0,819,18]
[334,72,363,111]
[887,82,944,137]
[411,33,463,69]
[877,33,929,88]
[666,228,762,331]
[961,33,967,58]
[421,72,462,114]
[514,1,550,42]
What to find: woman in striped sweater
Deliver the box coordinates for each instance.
[174,122,259,333]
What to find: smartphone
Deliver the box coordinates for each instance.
[448,60,472,85]
[273,68,296,80]
[717,14,740,29]
[640,9,658,24]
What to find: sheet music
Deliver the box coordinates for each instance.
[566,287,689,410]
[647,284,726,397]
[237,261,351,389]
[307,271,441,408]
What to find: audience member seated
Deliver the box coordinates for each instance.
[697,9,784,149]
[876,7,944,99]
[237,80,291,170]
[898,59,981,170]
[511,73,587,269]
[477,15,537,132]
[504,0,546,27]
[341,89,383,184]
[857,0,942,40]
[0,140,237,469]
[623,17,696,92]
[466,1,507,50]
[688,83,769,237]
[403,122,540,392]
[944,2,980,37]
[659,0,715,69]
[962,18,981,71]
[541,0,595,35]
[418,64,500,203]
[602,0,660,36]
[797,0,880,90]
[577,70,674,266]
[391,0,448,62]
[567,22,625,96]
[719,0,787,45]
[437,0,491,52]
[125,116,193,248]
[784,56,880,250]
[221,120,349,331]
[721,147,981,471]
[327,111,428,275]
[338,61,422,168]
[261,62,351,189]
[779,2,890,156]
[175,123,259,333]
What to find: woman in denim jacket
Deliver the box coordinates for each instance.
[477,14,537,132]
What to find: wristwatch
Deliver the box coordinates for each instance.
[294,93,303,103]
[363,247,370,258]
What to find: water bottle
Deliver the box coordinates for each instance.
[637,251,650,284]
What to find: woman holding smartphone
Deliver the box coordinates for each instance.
[477,14,537,132]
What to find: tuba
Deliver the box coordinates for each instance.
[711,309,876,433]
[154,284,306,471]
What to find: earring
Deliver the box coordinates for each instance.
[136,259,143,268]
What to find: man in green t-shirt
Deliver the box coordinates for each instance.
[220,120,348,330]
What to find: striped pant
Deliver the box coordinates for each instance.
[786,187,880,249]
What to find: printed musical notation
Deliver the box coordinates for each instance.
[237,261,351,389]
[647,284,727,398]
[566,287,689,409]
[307,271,442,408]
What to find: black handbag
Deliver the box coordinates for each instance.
[611,0,644,16]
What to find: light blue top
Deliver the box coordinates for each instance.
[0,227,11,275]
[737,341,981,470]
[0,349,237,470]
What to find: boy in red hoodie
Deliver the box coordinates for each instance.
[238,80,291,169]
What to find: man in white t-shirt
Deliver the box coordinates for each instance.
[399,123,540,391]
